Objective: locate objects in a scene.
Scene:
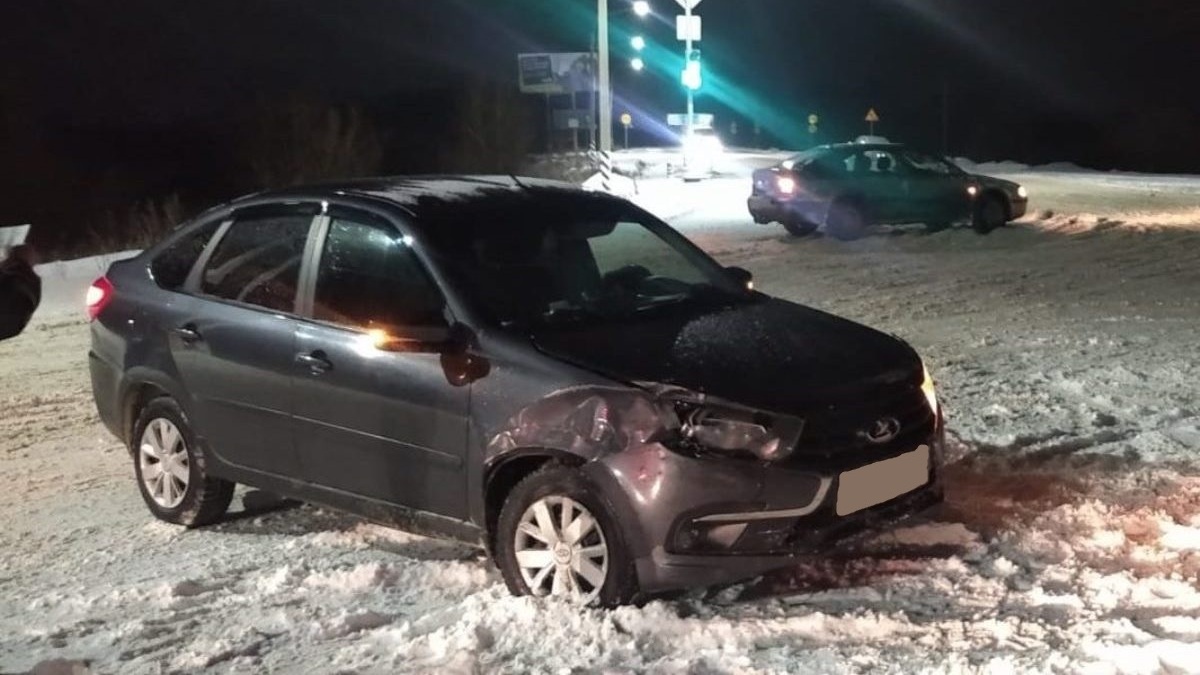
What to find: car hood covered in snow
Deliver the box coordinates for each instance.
[530,297,922,413]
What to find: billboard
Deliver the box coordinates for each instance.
[518,53,597,94]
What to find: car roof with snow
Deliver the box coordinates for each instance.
[234,175,615,223]
[822,142,904,151]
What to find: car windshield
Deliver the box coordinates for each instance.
[425,197,749,328]
[780,148,825,170]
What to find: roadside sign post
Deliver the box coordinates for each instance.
[808,113,820,144]
[865,107,881,136]
[620,112,633,148]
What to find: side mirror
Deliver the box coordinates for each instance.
[726,266,754,291]
[372,322,470,355]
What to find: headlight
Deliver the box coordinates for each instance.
[1017,185,1028,198]
[967,185,979,197]
[777,176,797,195]
[921,364,938,414]
[661,393,804,462]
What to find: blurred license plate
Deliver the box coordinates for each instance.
[836,445,930,516]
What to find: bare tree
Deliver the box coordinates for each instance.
[442,79,534,174]
[246,96,385,189]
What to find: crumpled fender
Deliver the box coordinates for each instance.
[485,385,671,462]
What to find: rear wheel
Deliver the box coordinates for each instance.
[826,200,868,241]
[496,465,636,607]
[132,397,234,527]
[782,219,818,237]
[973,194,1008,234]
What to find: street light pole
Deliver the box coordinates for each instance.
[684,1,694,137]
[597,0,613,153]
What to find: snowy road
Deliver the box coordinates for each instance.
[3,164,1200,674]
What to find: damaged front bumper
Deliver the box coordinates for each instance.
[598,427,946,594]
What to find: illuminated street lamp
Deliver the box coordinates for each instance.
[598,0,651,153]
[631,57,645,71]
[631,35,646,51]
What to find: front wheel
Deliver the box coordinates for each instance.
[973,194,1009,234]
[495,465,637,607]
[132,397,234,527]
[782,219,818,237]
[826,201,868,241]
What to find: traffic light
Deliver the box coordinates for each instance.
[681,49,702,91]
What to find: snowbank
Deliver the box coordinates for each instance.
[33,249,140,319]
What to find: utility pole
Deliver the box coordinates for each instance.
[597,0,613,153]
[684,1,695,137]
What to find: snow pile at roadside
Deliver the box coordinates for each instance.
[1031,208,1200,233]
[33,249,140,319]
[953,158,1095,175]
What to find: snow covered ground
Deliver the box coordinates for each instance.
[3,159,1200,674]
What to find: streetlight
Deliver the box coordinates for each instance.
[597,0,650,153]
[631,35,646,51]
[631,57,645,71]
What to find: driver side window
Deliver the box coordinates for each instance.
[312,215,445,330]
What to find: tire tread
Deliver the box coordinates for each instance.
[133,397,234,528]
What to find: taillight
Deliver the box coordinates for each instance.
[86,277,114,321]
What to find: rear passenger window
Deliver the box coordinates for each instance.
[150,219,222,290]
[313,216,444,329]
[200,213,312,313]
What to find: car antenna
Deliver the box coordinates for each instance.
[509,175,528,190]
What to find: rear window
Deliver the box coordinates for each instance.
[150,219,222,291]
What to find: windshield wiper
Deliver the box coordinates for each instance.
[538,303,608,326]
[637,284,748,313]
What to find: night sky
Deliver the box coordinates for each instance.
[4,0,1200,171]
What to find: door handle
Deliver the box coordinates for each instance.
[173,325,203,344]
[295,351,333,374]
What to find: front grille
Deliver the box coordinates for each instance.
[785,382,935,470]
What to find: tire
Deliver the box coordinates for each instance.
[131,397,234,527]
[826,200,868,241]
[495,464,637,607]
[782,219,818,237]
[973,194,1008,234]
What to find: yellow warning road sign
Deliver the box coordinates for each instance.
[865,108,881,123]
